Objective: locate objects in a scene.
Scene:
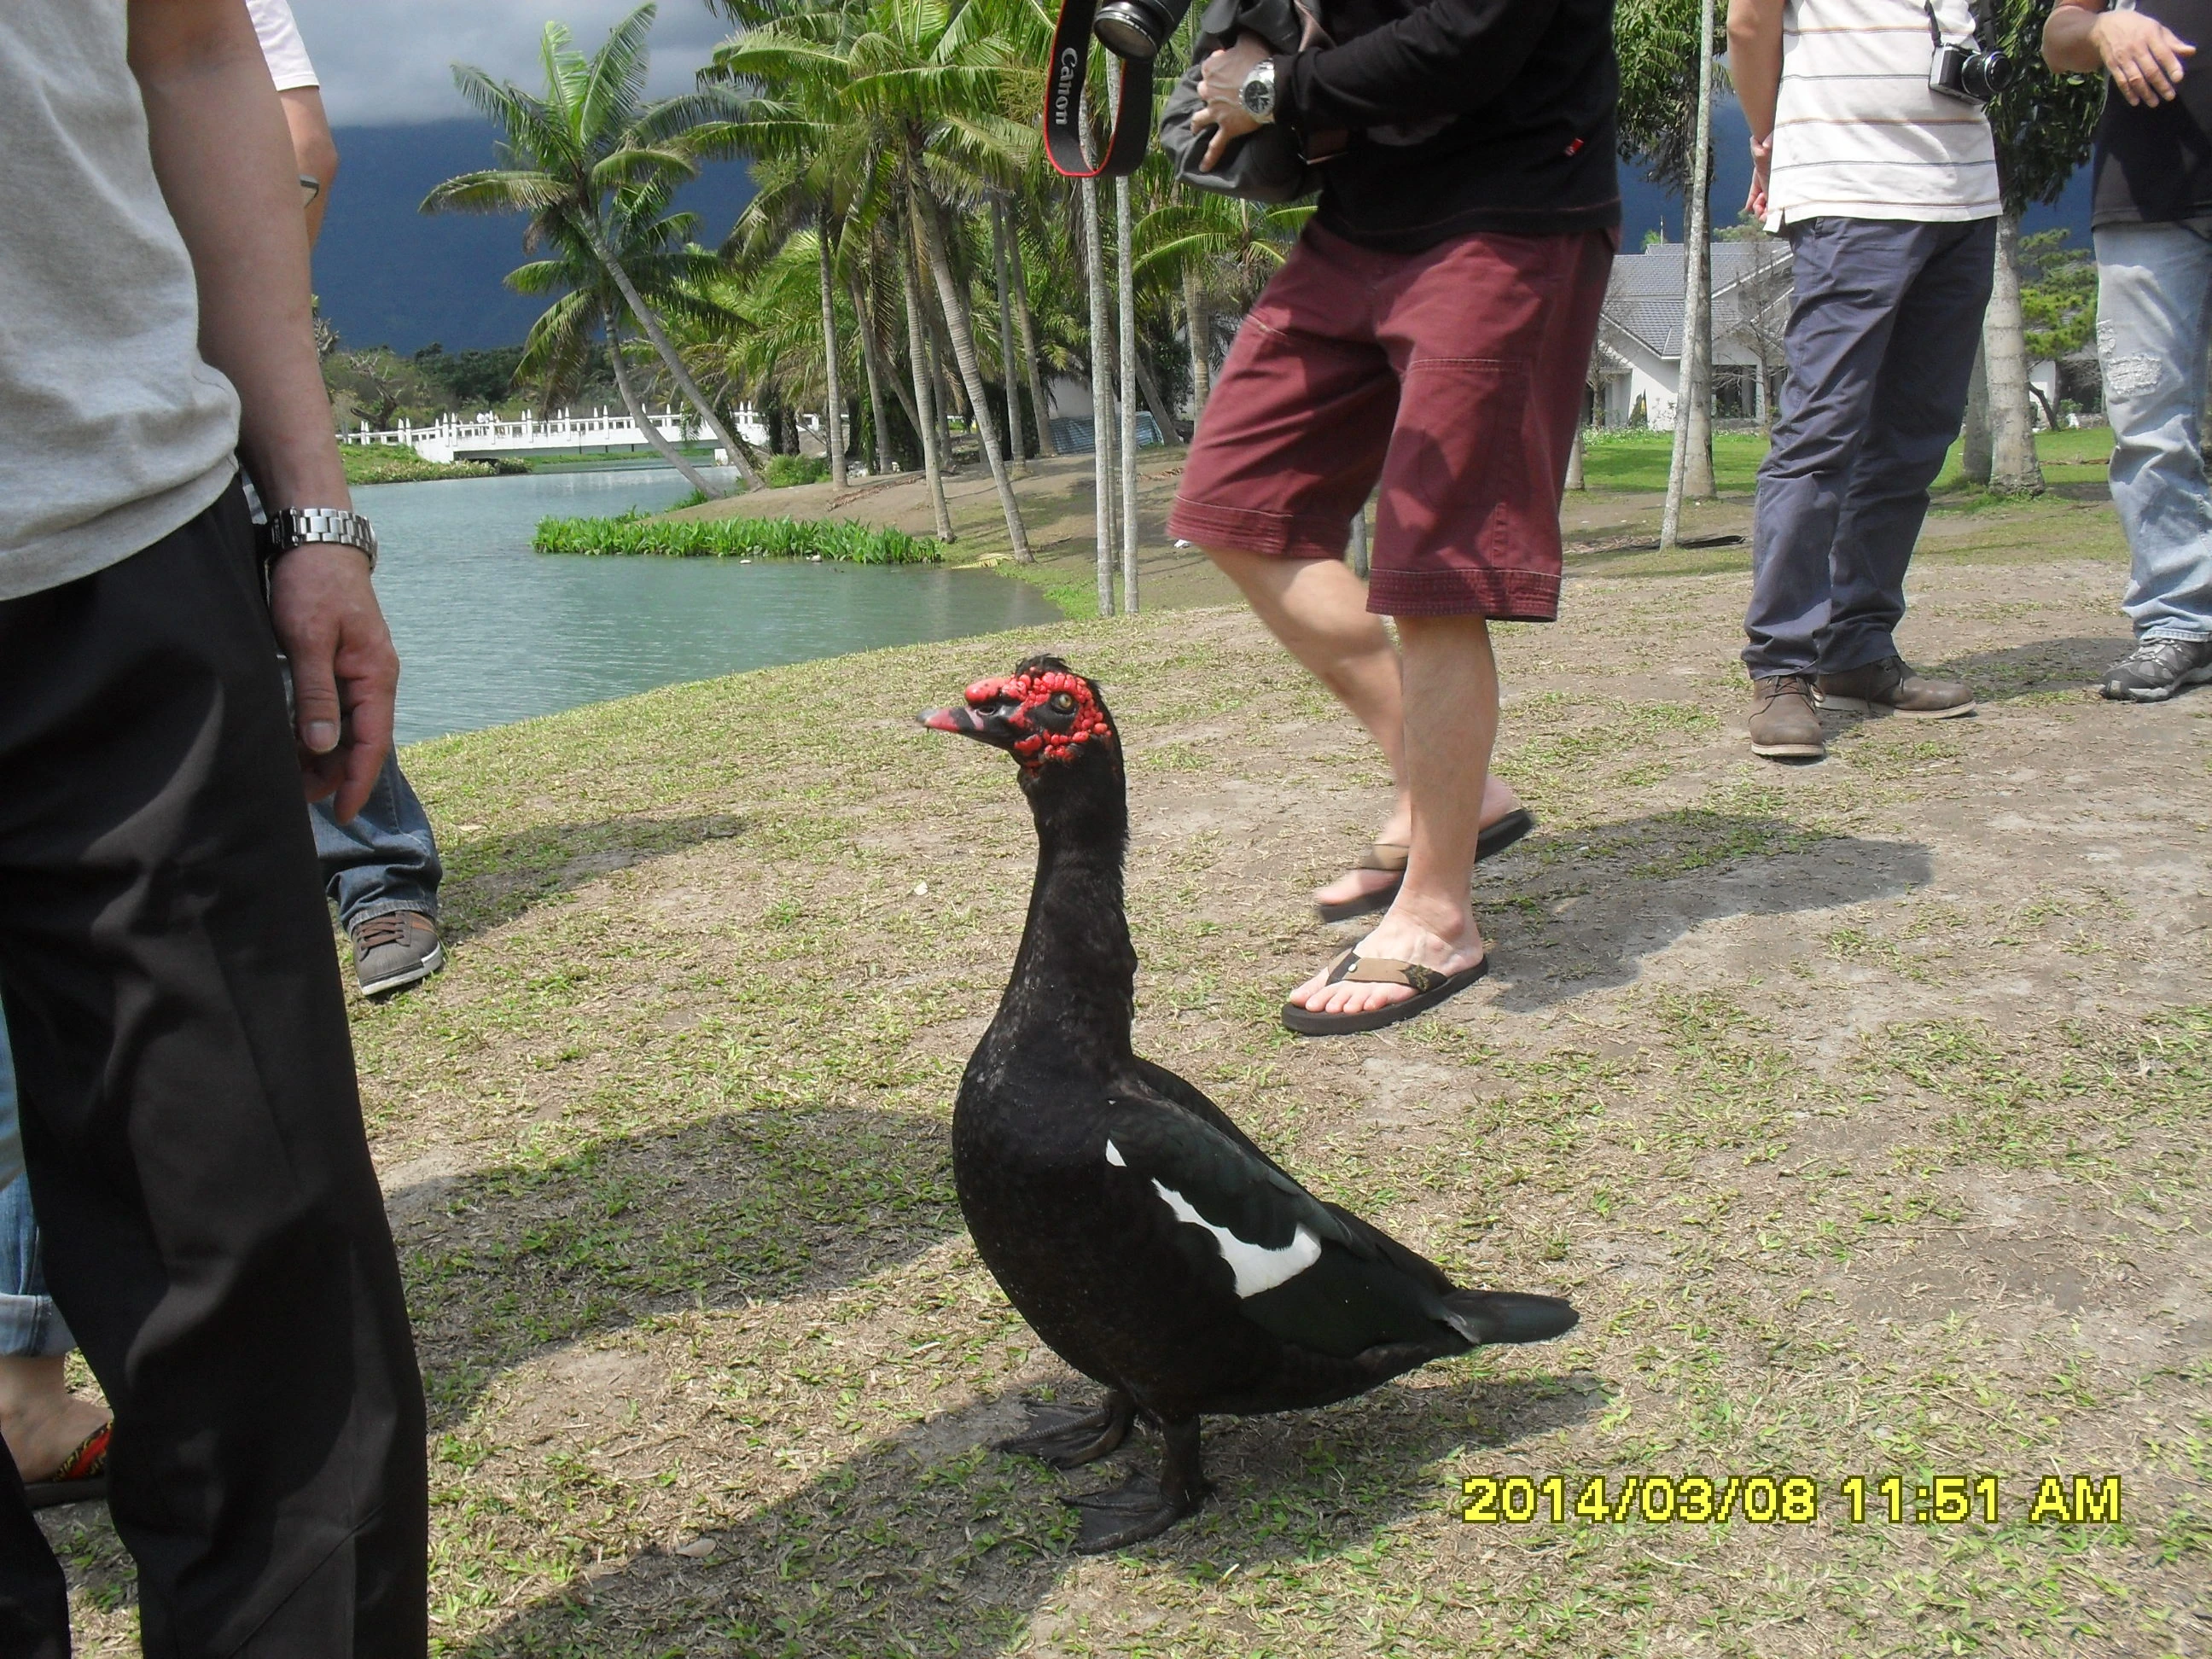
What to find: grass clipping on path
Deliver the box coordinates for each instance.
[534,510,939,564]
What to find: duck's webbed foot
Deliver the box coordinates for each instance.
[1068,1417,1210,1553]
[998,1389,1135,1470]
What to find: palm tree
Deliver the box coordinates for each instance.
[425,3,767,492]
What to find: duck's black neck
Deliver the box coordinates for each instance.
[992,780,1135,1069]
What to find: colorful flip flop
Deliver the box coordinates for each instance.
[1281,949,1492,1037]
[1313,808,1538,923]
[25,1421,111,1511]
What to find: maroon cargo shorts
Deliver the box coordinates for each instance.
[1168,222,1616,620]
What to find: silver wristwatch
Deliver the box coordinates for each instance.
[1239,57,1278,123]
[263,506,377,572]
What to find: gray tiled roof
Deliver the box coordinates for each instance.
[1604,241,1793,359]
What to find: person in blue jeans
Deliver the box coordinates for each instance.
[318,754,445,996]
[2047,0,2212,702]
[0,1014,111,1510]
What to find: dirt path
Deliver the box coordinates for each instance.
[47,541,2209,1655]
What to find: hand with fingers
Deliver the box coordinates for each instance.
[2093,8,2196,103]
[1747,133,1773,218]
[267,542,396,823]
[1193,34,1272,171]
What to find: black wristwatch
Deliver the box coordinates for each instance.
[263,507,377,573]
[1239,58,1278,124]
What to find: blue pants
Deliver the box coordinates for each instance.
[2093,221,2212,643]
[0,1011,71,1359]
[312,748,442,928]
[1743,215,1997,678]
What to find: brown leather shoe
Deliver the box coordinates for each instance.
[1748,674,1825,760]
[1816,655,1975,719]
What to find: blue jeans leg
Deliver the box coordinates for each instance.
[0,1004,73,1359]
[1743,217,1995,678]
[311,748,443,930]
[2095,222,2212,643]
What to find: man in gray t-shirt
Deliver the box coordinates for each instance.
[0,3,424,1652]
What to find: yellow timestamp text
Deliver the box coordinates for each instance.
[1459,1474,2122,1526]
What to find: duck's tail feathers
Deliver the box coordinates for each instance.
[1441,1289,1579,1347]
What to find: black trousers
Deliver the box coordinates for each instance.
[0,486,425,1656]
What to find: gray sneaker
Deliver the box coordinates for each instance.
[1815,655,1975,719]
[2101,636,2212,702]
[1748,674,1825,760]
[350,910,445,998]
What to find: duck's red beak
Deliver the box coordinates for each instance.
[920,704,985,736]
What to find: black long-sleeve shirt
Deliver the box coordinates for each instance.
[1272,0,1620,250]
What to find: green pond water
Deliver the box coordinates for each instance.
[357,468,1062,744]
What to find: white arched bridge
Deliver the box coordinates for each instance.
[339,405,771,465]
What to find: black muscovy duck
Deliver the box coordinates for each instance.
[921,655,1578,1552]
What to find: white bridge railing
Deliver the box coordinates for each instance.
[338,404,771,465]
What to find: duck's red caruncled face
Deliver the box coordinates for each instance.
[961,667,1115,765]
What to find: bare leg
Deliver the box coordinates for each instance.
[0,1355,108,1483]
[1289,613,1497,1016]
[1204,548,1522,909]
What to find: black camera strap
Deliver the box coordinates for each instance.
[1044,0,1154,179]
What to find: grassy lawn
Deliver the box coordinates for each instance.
[43,533,2209,1656]
[1577,426,2114,498]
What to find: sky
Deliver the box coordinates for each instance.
[290,0,731,125]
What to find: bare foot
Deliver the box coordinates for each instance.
[1310,777,1528,913]
[0,1355,110,1483]
[1287,909,1487,1018]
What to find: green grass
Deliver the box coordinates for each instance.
[533,511,940,563]
[1578,426,2113,496]
[342,448,529,486]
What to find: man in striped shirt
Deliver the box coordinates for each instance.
[1728,0,1996,760]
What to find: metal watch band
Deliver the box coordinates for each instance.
[1240,59,1278,123]
[264,507,377,573]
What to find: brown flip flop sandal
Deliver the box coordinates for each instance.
[1313,809,1539,923]
[1281,948,1491,1037]
[25,1421,111,1511]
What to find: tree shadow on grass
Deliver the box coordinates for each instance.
[435,812,748,945]
[1476,814,1932,1011]
[1923,635,2132,702]
[451,1365,1598,1656]
[386,1103,959,1431]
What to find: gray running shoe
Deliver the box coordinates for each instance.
[2101,636,2212,702]
[350,910,445,998]
[1748,674,1825,760]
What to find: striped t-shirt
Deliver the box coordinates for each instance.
[1765,0,2001,227]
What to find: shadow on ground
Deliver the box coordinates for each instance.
[1927,635,2132,701]
[435,812,746,943]
[387,1103,958,1429]
[451,1367,1598,1656]
[1477,815,1932,1009]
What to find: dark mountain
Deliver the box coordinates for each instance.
[313,120,756,356]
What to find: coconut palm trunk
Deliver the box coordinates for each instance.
[815,216,847,488]
[586,220,769,492]
[1081,176,1116,616]
[910,187,1032,562]
[1009,212,1059,457]
[851,273,895,474]
[604,306,724,499]
[857,270,925,457]
[899,253,955,541]
[1962,338,1993,486]
[1984,214,2044,494]
[1182,262,1212,413]
[1115,176,1141,612]
[1133,352,1179,451]
[992,198,1026,470]
[1660,0,1717,549]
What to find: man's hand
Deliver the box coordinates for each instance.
[267,544,396,821]
[2046,0,2195,101]
[1746,133,1773,219]
[1194,34,1272,171]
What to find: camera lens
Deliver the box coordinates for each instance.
[1962,47,2014,102]
[1093,0,1184,59]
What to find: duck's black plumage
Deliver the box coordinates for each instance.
[924,656,1576,1550]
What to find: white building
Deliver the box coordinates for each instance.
[1596,239,1796,432]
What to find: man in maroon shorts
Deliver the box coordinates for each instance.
[1171,0,1620,1036]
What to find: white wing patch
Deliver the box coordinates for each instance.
[1150,1179,1322,1298]
[1104,1138,1126,1167]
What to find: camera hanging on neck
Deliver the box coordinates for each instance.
[1045,0,1164,178]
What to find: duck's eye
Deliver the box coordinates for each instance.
[1050,691,1077,713]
